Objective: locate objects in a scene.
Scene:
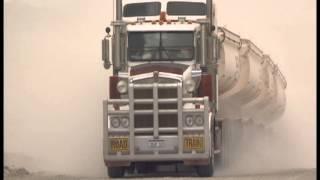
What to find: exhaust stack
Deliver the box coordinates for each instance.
[206,0,212,31]
[112,0,125,72]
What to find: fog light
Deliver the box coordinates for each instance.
[110,117,120,128]
[120,117,129,128]
[185,115,194,127]
[195,116,204,126]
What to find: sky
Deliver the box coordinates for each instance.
[4,0,316,177]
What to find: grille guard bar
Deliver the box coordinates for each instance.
[103,80,211,163]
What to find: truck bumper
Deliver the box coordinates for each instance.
[103,135,211,166]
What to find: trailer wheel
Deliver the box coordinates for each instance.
[196,158,214,177]
[107,166,125,178]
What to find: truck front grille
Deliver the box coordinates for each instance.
[129,79,182,137]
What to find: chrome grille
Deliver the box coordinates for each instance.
[134,86,179,130]
[130,80,182,137]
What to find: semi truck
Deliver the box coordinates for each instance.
[101,0,287,177]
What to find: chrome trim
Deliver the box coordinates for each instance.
[153,82,159,138]
[204,97,210,155]
[108,98,206,104]
[177,82,183,155]
[135,128,178,133]
[131,72,183,82]
[129,83,135,155]
[133,83,179,89]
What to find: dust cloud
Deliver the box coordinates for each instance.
[4,0,316,177]
[215,0,316,174]
[4,0,114,177]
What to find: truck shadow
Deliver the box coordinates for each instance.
[124,165,198,178]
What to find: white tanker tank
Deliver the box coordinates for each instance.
[215,27,287,126]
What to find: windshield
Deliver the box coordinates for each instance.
[128,32,194,61]
[167,2,207,16]
[123,2,161,17]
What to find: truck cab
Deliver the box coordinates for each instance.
[102,0,220,177]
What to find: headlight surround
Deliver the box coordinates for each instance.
[184,79,196,93]
[185,115,194,127]
[120,117,129,128]
[116,80,128,94]
[110,117,120,128]
[194,115,204,126]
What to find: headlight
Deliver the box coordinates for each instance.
[117,80,128,94]
[120,117,129,128]
[194,116,204,126]
[185,115,194,127]
[110,117,120,128]
[184,79,195,93]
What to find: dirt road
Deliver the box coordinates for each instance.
[4,168,316,180]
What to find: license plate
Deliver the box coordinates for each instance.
[184,136,204,151]
[148,140,163,148]
[110,137,129,152]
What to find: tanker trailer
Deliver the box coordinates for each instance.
[213,27,287,166]
[101,0,287,177]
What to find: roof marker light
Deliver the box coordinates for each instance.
[178,17,186,24]
[137,17,145,24]
[160,11,167,22]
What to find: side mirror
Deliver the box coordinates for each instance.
[102,37,111,69]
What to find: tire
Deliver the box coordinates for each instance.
[196,158,214,177]
[214,152,223,168]
[107,166,125,178]
[136,163,154,174]
[221,120,243,168]
[213,119,223,168]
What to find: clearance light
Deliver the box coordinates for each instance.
[137,17,145,24]
[178,17,186,23]
[160,11,167,22]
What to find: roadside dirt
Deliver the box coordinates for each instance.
[4,168,316,180]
